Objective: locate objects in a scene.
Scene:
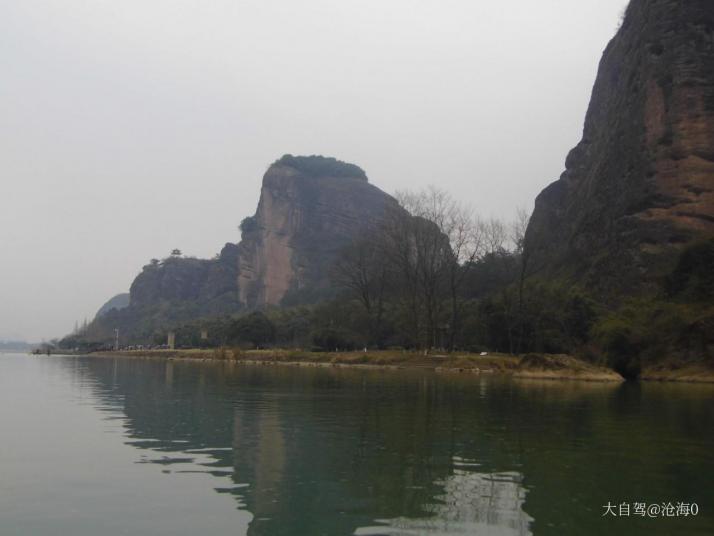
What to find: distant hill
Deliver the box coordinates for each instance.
[0,340,33,352]
[95,293,130,319]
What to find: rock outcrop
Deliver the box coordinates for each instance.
[525,0,714,299]
[89,155,397,342]
[129,243,240,315]
[236,155,398,307]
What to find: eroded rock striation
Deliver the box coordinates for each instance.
[236,155,397,307]
[526,0,714,299]
[129,243,241,316]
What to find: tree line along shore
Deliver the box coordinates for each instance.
[61,188,714,383]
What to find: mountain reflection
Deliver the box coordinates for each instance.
[61,356,714,536]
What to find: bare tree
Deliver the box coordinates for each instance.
[332,235,389,347]
[379,198,427,347]
[442,207,484,349]
[394,188,455,349]
[510,207,530,254]
[481,217,508,255]
[468,214,521,354]
[511,207,532,353]
[334,187,521,352]
[391,187,485,350]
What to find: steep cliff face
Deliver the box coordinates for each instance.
[87,155,396,342]
[129,242,241,314]
[526,0,714,298]
[237,155,398,307]
[128,156,394,312]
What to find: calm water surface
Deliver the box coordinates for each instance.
[0,354,712,535]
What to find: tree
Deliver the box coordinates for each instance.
[229,312,276,348]
[381,188,479,349]
[439,199,484,349]
[334,186,504,350]
[332,235,389,347]
[239,216,259,234]
[171,249,182,257]
[510,207,531,353]
[381,191,453,349]
[378,199,424,347]
[477,217,507,253]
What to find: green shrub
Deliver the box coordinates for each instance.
[311,327,359,351]
[592,298,713,378]
[666,238,714,302]
[275,154,368,181]
[228,312,276,348]
[239,216,259,234]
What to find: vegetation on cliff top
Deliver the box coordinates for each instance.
[274,154,368,181]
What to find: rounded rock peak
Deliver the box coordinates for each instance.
[271,154,368,182]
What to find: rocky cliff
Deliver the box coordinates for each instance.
[236,155,398,307]
[525,0,714,299]
[129,243,240,314]
[87,155,397,342]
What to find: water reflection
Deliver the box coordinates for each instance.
[358,465,532,535]
[60,356,714,536]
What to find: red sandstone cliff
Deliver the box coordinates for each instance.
[526,0,714,298]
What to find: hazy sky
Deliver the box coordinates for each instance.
[1,0,628,342]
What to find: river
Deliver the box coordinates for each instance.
[0,354,712,535]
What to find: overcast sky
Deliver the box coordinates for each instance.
[1,0,628,342]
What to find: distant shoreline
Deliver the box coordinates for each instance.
[78,349,714,383]
[83,348,632,383]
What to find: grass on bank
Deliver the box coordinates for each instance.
[95,348,624,382]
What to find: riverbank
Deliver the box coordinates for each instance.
[640,362,714,383]
[89,349,625,382]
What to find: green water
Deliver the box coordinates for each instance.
[0,355,712,535]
